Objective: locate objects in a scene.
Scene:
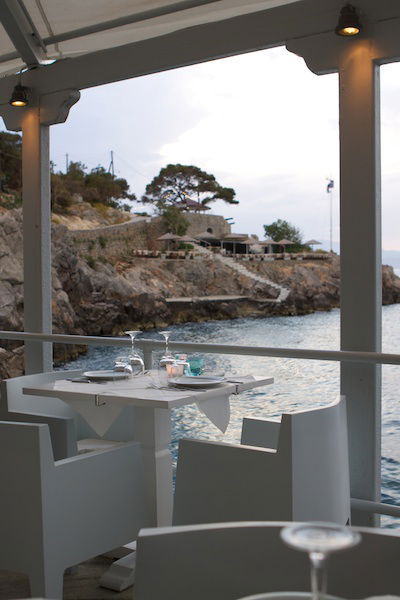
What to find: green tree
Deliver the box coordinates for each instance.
[51,163,136,213]
[0,131,22,191]
[84,166,136,208]
[263,219,304,252]
[161,205,189,236]
[141,163,237,212]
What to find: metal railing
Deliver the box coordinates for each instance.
[1,329,400,521]
[2,330,400,366]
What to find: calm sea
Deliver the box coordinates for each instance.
[64,303,400,527]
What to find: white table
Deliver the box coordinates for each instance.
[23,372,273,590]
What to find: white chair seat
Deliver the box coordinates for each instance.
[77,437,125,453]
[238,594,342,600]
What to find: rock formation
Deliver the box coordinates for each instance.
[0,208,399,377]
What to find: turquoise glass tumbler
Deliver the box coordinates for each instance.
[188,357,204,376]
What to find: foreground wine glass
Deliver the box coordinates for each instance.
[159,330,174,367]
[125,330,145,375]
[281,523,361,600]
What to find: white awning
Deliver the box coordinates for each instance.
[0,0,302,75]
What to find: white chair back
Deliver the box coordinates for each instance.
[289,397,350,523]
[174,397,350,526]
[135,521,400,600]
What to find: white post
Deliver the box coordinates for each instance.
[339,47,381,526]
[330,189,333,252]
[21,108,52,374]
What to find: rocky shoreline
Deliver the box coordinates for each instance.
[1,209,400,377]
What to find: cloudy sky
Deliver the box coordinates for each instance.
[44,46,400,257]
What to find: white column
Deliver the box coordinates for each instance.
[339,47,381,525]
[21,108,52,374]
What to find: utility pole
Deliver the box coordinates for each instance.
[65,153,69,173]
[326,179,334,252]
[108,150,115,176]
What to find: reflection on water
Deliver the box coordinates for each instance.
[64,305,400,527]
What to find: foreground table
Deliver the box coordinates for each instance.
[23,372,273,590]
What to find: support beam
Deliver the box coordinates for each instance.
[0,0,47,66]
[21,109,52,373]
[0,0,375,102]
[339,45,381,526]
[287,34,382,526]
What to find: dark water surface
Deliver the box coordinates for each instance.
[64,304,400,527]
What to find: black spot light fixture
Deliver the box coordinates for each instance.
[335,3,361,36]
[9,68,29,107]
[9,83,29,107]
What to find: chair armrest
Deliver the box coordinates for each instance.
[2,410,77,460]
[241,417,281,449]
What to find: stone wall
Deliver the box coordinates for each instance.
[183,214,231,237]
[68,213,232,261]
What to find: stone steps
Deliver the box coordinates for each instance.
[195,245,289,303]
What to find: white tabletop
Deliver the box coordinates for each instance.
[23,372,274,436]
[24,373,273,409]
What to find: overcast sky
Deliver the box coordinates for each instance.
[15,46,400,255]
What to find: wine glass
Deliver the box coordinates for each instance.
[125,330,145,375]
[280,522,361,600]
[113,355,132,375]
[159,330,175,367]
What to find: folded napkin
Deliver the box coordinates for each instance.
[58,391,124,437]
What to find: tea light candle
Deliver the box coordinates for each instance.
[166,363,184,377]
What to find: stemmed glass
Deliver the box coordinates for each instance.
[159,331,175,367]
[125,330,145,375]
[281,522,361,600]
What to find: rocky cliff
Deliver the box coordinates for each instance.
[1,209,399,376]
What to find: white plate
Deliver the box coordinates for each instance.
[168,375,225,388]
[83,370,130,381]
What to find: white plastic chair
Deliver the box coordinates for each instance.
[134,521,400,600]
[0,370,82,459]
[173,397,350,525]
[0,420,149,599]
[0,370,140,459]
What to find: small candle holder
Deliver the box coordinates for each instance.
[166,362,184,378]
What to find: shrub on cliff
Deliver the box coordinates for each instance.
[0,133,136,215]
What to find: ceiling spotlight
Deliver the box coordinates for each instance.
[335,3,361,36]
[9,84,29,107]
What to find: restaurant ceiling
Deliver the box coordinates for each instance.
[0,0,302,75]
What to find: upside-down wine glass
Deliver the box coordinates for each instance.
[159,330,175,367]
[125,330,145,375]
[280,522,361,600]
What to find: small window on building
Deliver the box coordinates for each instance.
[207,228,213,233]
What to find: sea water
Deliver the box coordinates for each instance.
[64,304,400,527]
